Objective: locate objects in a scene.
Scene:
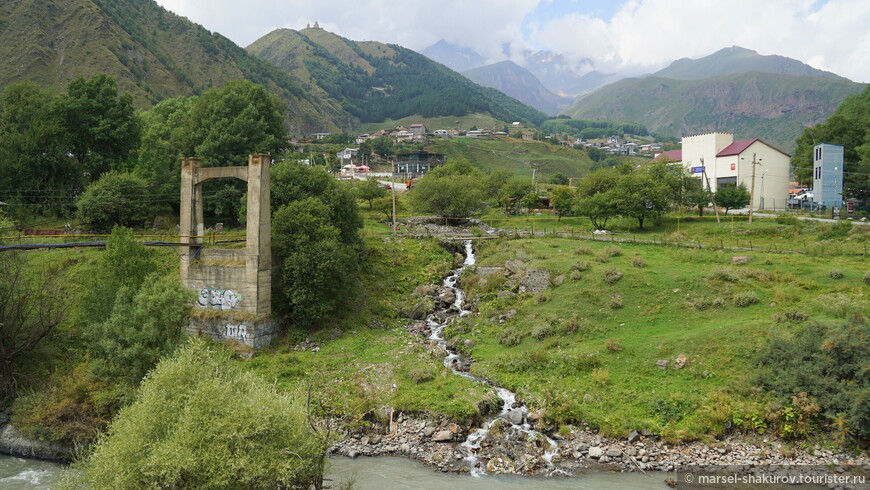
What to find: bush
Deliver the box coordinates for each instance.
[532,324,554,340]
[829,269,844,279]
[569,270,583,282]
[710,267,740,283]
[773,309,809,323]
[630,255,646,268]
[406,365,435,383]
[732,291,759,307]
[499,329,524,347]
[603,246,622,257]
[590,368,610,385]
[864,273,870,286]
[608,294,624,309]
[605,338,621,353]
[571,260,591,272]
[603,267,623,284]
[564,316,582,334]
[573,246,592,255]
[60,340,328,489]
[76,171,155,232]
[757,319,870,440]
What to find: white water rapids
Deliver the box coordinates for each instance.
[425,240,560,476]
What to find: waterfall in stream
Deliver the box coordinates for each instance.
[425,240,561,476]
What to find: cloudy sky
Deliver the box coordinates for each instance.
[153,0,870,82]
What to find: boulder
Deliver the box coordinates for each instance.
[413,284,438,297]
[552,274,565,286]
[588,446,604,458]
[463,339,476,348]
[606,448,622,458]
[505,260,525,275]
[628,430,641,443]
[507,408,524,426]
[730,255,753,265]
[432,430,453,442]
[422,426,436,437]
[439,290,456,305]
[656,360,669,369]
[673,354,688,369]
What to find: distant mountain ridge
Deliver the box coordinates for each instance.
[0,0,343,134]
[462,61,573,115]
[247,29,548,126]
[654,46,848,81]
[420,40,487,72]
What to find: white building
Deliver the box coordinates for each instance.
[676,132,791,210]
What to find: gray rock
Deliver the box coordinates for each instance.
[400,443,411,453]
[731,255,753,265]
[413,284,438,297]
[628,430,640,443]
[656,360,669,369]
[505,260,525,275]
[432,430,453,442]
[507,409,524,425]
[347,450,358,459]
[606,448,622,458]
[497,290,516,300]
[439,290,456,305]
[463,339,476,348]
[0,424,74,462]
[588,446,604,458]
[552,274,565,286]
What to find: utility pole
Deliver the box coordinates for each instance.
[700,157,721,223]
[748,153,761,225]
[391,162,397,235]
[760,169,768,210]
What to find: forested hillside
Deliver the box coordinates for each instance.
[563,71,865,150]
[247,28,549,126]
[0,0,343,133]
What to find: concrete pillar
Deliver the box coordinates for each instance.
[179,158,202,283]
[246,153,272,316]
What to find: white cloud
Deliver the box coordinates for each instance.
[530,0,870,81]
[154,0,870,82]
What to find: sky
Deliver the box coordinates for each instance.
[153,0,870,82]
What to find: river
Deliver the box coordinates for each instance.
[0,454,668,489]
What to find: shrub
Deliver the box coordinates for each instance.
[569,270,583,282]
[630,255,646,268]
[560,352,601,373]
[605,337,621,353]
[590,368,611,386]
[829,270,844,279]
[60,339,328,489]
[864,273,870,286]
[571,260,592,272]
[710,267,740,283]
[757,319,870,440]
[499,329,524,347]
[573,246,592,255]
[76,171,155,232]
[774,309,809,323]
[595,253,610,263]
[732,290,759,307]
[532,324,554,340]
[564,316,582,334]
[603,267,623,284]
[608,294,624,309]
[406,365,435,383]
[535,293,549,304]
[603,246,622,257]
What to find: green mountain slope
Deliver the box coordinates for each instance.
[654,46,847,81]
[463,60,574,116]
[247,28,549,127]
[563,71,865,150]
[0,0,343,133]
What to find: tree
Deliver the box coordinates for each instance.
[370,136,395,157]
[610,173,671,229]
[59,74,141,179]
[135,96,197,203]
[0,252,67,397]
[573,191,617,230]
[76,171,155,232]
[0,82,79,216]
[497,178,534,214]
[356,179,387,208]
[273,198,357,325]
[84,274,190,397]
[185,80,287,219]
[483,170,513,199]
[519,192,541,212]
[409,174,486,220]
[587,146,607,162]
[686,189,713,217]
[715,183,751,215]
[60,339,328,489]
[550,186,575,220]
[549,172,569,186]
[79,227,160,328]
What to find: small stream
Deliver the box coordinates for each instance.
[425,240,559,476]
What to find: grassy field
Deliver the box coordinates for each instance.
[452,235,868,441]
[426,137,593,180]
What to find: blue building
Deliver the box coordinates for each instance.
[813,143,844,208]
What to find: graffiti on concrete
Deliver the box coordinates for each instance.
[197,288,241,310]
[225,323,252,343]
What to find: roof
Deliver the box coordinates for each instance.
[653,150,682,162]
[716,139,791,158]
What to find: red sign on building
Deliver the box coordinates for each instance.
[730,163,736,171]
